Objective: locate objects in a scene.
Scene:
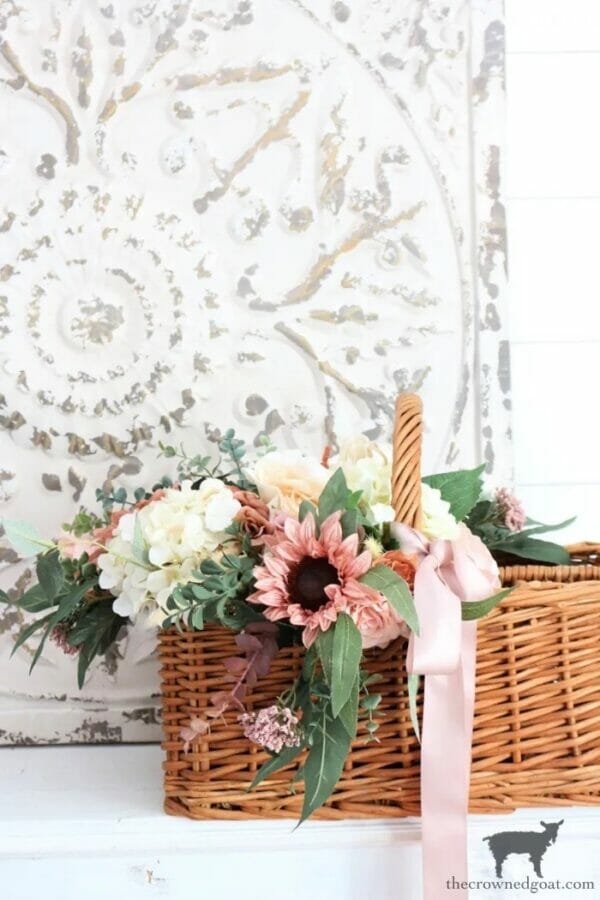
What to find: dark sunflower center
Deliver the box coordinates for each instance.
[288,557,340,612]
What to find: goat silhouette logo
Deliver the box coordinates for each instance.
[483,820,564,878]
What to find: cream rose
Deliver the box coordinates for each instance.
[248,450,329,515]
[421,483,459,540]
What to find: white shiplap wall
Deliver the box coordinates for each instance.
[506,0,600,543]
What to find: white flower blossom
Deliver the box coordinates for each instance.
[333,436,394,523]
[420,483,459,540]
[98,480,241,626]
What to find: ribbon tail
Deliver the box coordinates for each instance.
[419,622,477,900]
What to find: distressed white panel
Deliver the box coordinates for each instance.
[508,198,600,341]
[507,53,600,198]
[0,0,509,743]
[506,0,600,53]
[511,342,599,485]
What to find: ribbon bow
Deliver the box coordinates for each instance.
[392,523,501,900]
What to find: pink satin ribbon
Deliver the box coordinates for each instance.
[392,524,501,900]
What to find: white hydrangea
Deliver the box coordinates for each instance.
[421,483,459,540]
[98,480,241,625]
[333,436,395,524]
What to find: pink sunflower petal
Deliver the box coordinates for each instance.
[283,516,301,543]
[319,511,343,548]
[344,549,373,579]
[299,512,317,547]
[264,556,289,578]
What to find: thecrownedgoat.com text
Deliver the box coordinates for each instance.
[447,877,595,894]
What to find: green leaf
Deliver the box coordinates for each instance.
[466,499,493,528]
[340,509,358,538]
[513,518,576,539]
[249,742,306,790]
[315,626,335,687]
[422,465,485,522]
[318,468,351,521]
[338,675,359,738]
[360,693,382,711]
[77,643,95,688]
[190,606,204,630]
[461,587,511,621]
[29,580,96,672]
[0,589,8,604]
[497,537,571,565]
[36,551,64,602]
[300,706,353,822]
[359,565,420,636]
[16,584,56,613]
[299,500,317,523]
[407,673,421,743]
[68,603,126,687]
[28,619,57,672]
[10,613,55,657]
[330,614,362,718]
[55,580,97,624]
[199,559,222,576]
[131,514,148,565]
[302,645,317,681]
[2,519,54,557]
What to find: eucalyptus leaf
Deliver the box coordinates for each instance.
[300,706,353,823]
[360,693,382,711]
[422,465,485,522]
[338,675,359,738]
[2,519,54,558]
[330,614,362,718]
[462,588,512,621]
[359,565,420,636]
[191,606,204,630]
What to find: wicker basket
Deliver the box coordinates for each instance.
[159,397,600,819]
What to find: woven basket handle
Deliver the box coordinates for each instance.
[391,393,422,530]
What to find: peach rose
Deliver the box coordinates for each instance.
[351,592,410,650]
[231,489,274,539]
[378,550,417,590]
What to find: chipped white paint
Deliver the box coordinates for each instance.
[0,0,508,743]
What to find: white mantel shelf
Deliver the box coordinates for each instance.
[0,745,599,900]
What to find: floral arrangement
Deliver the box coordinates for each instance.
[0,431,572,820]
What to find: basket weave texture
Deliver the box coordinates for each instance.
[159,398,600,819]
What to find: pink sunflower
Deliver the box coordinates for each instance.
[249,511,381,648]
